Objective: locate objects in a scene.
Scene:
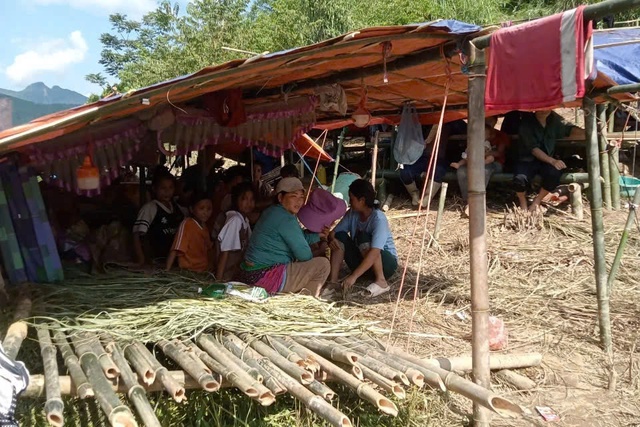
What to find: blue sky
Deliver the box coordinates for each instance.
[0,1,188,97]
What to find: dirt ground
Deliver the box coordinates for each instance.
[342,193,640,427]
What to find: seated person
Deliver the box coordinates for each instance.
[328,179,398,297]
[210,165,251,237]
[166,193,213,273]
[236,177,330,297]
[514,111,584,212]
[251,160,274,221]
[133,170,185,265]
[216,182,255,281]
[451,117,511,212]
[280,164,299,179]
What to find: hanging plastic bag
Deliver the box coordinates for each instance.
[393,102,425,165]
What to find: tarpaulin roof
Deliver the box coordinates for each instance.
[594,27,640,86]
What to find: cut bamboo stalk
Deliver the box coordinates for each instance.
[172,339,216,378]
[256,356,352,427]
[423,352,543,374]
[52,331,93,399]
[157,339,219,392]
[210,336,263,383]
[106,341,162,427]
[337,362,363,381]
[70,335,138,427]
[129,342,186,402]
[598,104,612,209]
[495,370,536,391]
[334,337,410,386]
[294,337,359,366]
[221,334,286,395]
[122,343,155,386]
[2,290,32,360]
[607,187,640,295]
[268,337,311,370]
[195,335,275,406]
[78,332,120,380]
[36,327,64,427]
[241,336,314,385]
[270,336,323,374]
[434,182,449,240]
[569,183,584,220]
[280,337,398,416]
[359,364,406,399]
[385,345,522,418]
[306,379,336,402]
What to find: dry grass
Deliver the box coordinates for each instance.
[340,199,640,426]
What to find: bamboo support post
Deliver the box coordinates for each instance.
[221,333,287,395]
[294,337,359,366]
[52,331,93,399]
[278,337,398,416]
[371,131,379,187]
[607,187,640,294]
[434,182,449,240]
[2,290,31,360]
[569,183,584,220]
[106,342,162,427]
[423,352,543,373]
[330,127,347,193]
[467,45,492,427]
[495,370,536,391]
[157,339,219,392]
[123,342,155,386]
[130,342,185,402]
[36,327,64,427]
[238,335,313,385]
[584,96,613,354]
[598,104,612,209]
[71,335,138,427]
[608,104,621,210]
[196,335,275,405]
[334,337,410,386]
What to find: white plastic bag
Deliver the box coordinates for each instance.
[393,103,424,165]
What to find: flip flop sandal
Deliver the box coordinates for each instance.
[360,283,391,298]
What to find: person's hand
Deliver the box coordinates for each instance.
[319,226,331,240]
[342,275,357,291]
[450,162,460,169]
[329,238,342,252]
[551,159,566,170]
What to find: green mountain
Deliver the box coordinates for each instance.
[0,82,86,105]
[0,94,78,127]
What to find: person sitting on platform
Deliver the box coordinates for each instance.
[236,177,330,297]
[514,111,584,212]
[166,193,213,273]
[451,117,511,214]
[327,179,398,297]
[211,165,250,237]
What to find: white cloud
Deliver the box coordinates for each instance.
[31,0,158,18]
[4,31,88,84]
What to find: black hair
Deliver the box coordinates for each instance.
[151,168,176,188]
[223,165,250,185]
[190,192,211,208]
[280,164,299,179]
[348,179,376,209]
[230,182,255,211]
[252,159,265,169]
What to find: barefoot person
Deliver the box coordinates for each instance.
[327,179,398,297]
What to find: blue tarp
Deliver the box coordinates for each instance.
[594,28,640,85]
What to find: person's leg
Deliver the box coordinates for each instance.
[513,160,535,210]
[400,152,429,206]
[380,251,398,280]
[530,162,562,212]
[456,165,469,201]
[330,231,361,282]
[283,257,331,297]
[358,247,389,289]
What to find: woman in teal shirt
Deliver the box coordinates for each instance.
[237,177,330,296]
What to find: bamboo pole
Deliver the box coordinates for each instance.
[129,341,186,402]
[434,182,448,240]
[584,95,613,354]
[569,183,584,220]
[423,353,543,374]
[371,131,379,187]
[278,337,398,416]
[333,337,410,386]
[359,364,406,399]
[607,187,640,294]
[52,331,93,399]
[466,44,491,427]
[70,334,138,427]
[608,104,621,210]
[330,127,347,193]
[106,342,162,427]
[157,339,219,392]
[268,336,315,371]
[495,370,536,391]
[238,335,314,384]
[196,335,275,405]
[123,342,156,386]
[36,327,64,427]
[294,337,359,366]
[2,290,31,360]
[208,338,263,384]
[78,333,120,380]
[598,105,612,209]
[221,334,287,395]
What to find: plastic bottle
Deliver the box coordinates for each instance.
[198,283,228,299]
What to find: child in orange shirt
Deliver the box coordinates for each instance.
[166,194,213,273]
